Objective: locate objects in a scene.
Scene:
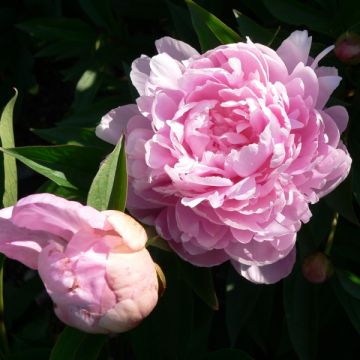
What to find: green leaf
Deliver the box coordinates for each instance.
[225,266,262,346]
[178,260,218,310]
[0,89,18,208]
[36,180,86,202]
[50,326,106,360]
[73,69,102,112]
[185,0,242,52]
[332,275,360,335]
[87,136,127,211]
[0,145,106,190]
[233,9,274,44]
[78,0,117,31]
[337,270,360,300]
[261,0,336,36]
[283,264,319,360]
[202,349,254,360]
[32,126,110,148]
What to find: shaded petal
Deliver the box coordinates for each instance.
[232,247,296,284]
[130,55,151,96]
[324,105,349,133]
[96,104,139,145]
[155,36,199,60]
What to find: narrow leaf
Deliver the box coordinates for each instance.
[87,136,127,211]
[185,0,242,51]
[0,145,106,190]
[0,90,18,207]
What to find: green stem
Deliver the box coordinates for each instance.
[324,212,339,256]
[0,254,9,356]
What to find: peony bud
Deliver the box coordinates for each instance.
[301,252,333,284]
[335,32,360,65]
[0,194,160,333]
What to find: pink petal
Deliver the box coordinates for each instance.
[148,53,183,91]
[324,105,349,133]
[96,104,139,145]
[316,75,342,108]
[102,211,148,251]
[277,30,312,73]
[232,248,296,284]
[11,193,108,241]
[130,55,151,96]
[155,36,199,61]
[0,217,57,269]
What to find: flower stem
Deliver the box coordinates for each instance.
[0,255,9,356]
[324,212,339,256]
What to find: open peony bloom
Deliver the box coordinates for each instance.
[0,194,159,333]
[96,31,351,284]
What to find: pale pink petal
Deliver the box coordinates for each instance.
[155,36,199,60]
[130,55,151,96]
[324,105,349,133]
[0,217,58,269]
[316,75,342,108]
[11,193,108,241]
[102,210,148,251]
[232,248,296,284]
[277,30,312,73]
[96,104,139,145]
[148,53,183,91]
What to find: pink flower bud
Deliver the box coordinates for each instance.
[0,194,159,333]
[335,32,360,64]
[301,252,333,284]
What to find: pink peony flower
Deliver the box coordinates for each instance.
[0,193,159,333]
[96,31,351,284]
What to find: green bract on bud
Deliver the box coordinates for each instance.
[301,252,334,284]
[335,32,360,65]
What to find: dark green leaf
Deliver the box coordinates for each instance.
[17,18,96,43]
[226,266,262,346]
[50,326,106,360]
[73,69,102,112]
[57,97,122,127]
[79,0,117,31]
[337,270,360,300]
[87,136,127,211]
[233,9,274,44]
[32,126,110,148]
[332,275,360,335]
[178,260,218,310]
[0,90,18,207]
[202,348,254,360]
[186,0,242,52]
[324,174,359,225]
[261,0,336,36]
[7,348,51,360]
[36,180,86,202]
[283,264,319,360]
[131,250,194,360]
[0,145,106,190]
